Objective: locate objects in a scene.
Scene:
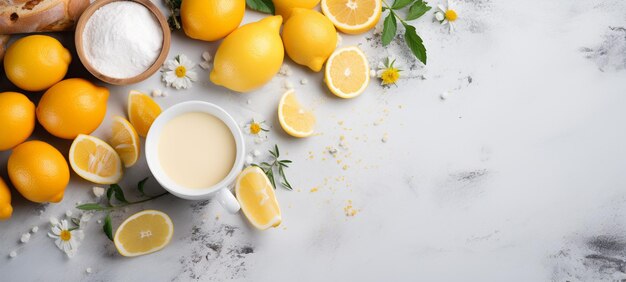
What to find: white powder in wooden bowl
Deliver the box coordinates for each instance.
[82,1,163,79]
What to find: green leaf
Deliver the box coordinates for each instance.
[382,13,397,46]
[403,24,427,64]
[76,203,106,211]
[246,0,275,14]
[392,0,413,10]
[137,177,149,196]
[111,184,128,204]
[406,0,432,21]
[267,169,277,189]
[274,144,280,157]
[279,166,293,190]
[106,187,114,205]
[103,213,113,241]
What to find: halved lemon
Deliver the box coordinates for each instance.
[236,166,282,230]
[128,90,162,137]
[278,90,316,138]
[114,210,173,257]
[69,134,123,184]
[324,46,370,99]
[321,0,382,34]
[110,116,140,168]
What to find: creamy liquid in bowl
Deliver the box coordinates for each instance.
[158,112,236,189]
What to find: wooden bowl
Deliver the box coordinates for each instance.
[74,0,171,85]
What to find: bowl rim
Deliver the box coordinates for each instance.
[145,101,246,200]
[74,0,171,85]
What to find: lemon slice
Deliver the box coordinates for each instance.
[69,134,123,184]
[278,90,316,138]
[321,0,382,34]
[114,210,173,257]
[128,90,162,137]
[236,166,282,230]
[110,116,140,168]
[324,46,370,99]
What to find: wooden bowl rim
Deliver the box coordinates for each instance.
[74,0,171,85]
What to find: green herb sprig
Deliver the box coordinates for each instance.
[382,0,431,64]
[76,177,169,241]
[246,0,275,14]
[164,0,182,30]
[253,144,293,190]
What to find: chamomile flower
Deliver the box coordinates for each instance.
[376,57,403,85]
[434,0,458,33]
[161,54,198,90]
[48,218,84,258]
[243,119,269,140]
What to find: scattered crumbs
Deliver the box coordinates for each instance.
[328,147,338,155]
[300,78,308,85]
[344,200,358,217]
[20,233,30,243]
[31,226,38,233]
[338,121,344,126]
[279,64,292,76]
[199,61,211,70]
[310,187,319,193]
[252,149,261,157]
[9,251,17,258]
[93,186,105,198]
[245,155,254,166]
[308,151,315,160]
[342,165,349,171]
[215,213,220,221]
[398,104,403,109]
[86,267,92,274]
[246,99,252,105]
[382,133,389,143]
[440,91,450,100]
[65,210,73,217]
[336,159,342,164]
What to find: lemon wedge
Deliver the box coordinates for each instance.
[114,210,173,257]
[278,90,316,138]
[128,90,162,137]
[69,134,123,184]
[324,46,370,99]
[110,116,140,168]
[236,167,282,230]
[321,0,382,34]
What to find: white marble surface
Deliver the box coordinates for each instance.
[2,0,626,281]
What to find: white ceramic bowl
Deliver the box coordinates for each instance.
[145,101,244,213]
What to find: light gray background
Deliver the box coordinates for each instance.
[1,0,626,281]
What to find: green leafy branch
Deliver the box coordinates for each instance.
[76,177,169,241]
[252,144,293,190]
[382,0,431,64]
[164,0,182,30]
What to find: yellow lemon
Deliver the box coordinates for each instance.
[110,116,140,168]
[210,16,284,93]
[181,0,245,41]
[0,177,13,220]
[69,134,123,185]
[282,8,337,72]
[36,78,109,139]
[324,46,370,98]
[8,141,70,203]
[114,210,173,257]
[273,0,320,19]
[0,92,35,151]
[128,90,162,137]
[321,0,382,34]
[278,89,316,137]
[3,35,71,91]
[236,166,282,230]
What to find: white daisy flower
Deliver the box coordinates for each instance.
[243,119,269,141]
[161,54,198,90]
[48,218,84,258]
[434,0,458,33]
[376,57,403,85]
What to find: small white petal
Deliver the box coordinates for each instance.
[199,61,211,70]
[50,226,62,236]
[202,51,212,62]
[163,60,178,71]
[49,217,59,226]
[438,5,446,12]
[60,220,69,230]
[186,70,198,82]
[65,210,72,217]
[9,251,17,258]
[31,226,39,233]
[86,268,92,274]
[435,12,445,21]
[20,233,31,243]
[253,149,261,157]
[151,89,162,98]
[300,78,308,85]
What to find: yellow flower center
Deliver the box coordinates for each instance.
[250,123,262,134]
[60,230,71,241]
[445,9,458,21]
[175,66,186,78]
[381,68,400,85]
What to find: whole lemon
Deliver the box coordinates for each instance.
[210,16,284,93]
[0,177,13,220]
[282,8,337,72]
[273,0,320,19]
[36,78,109,139]
[0,92,35,151]
[8,141,70,203]
[4,35,71,92]
[181,0,245,41]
